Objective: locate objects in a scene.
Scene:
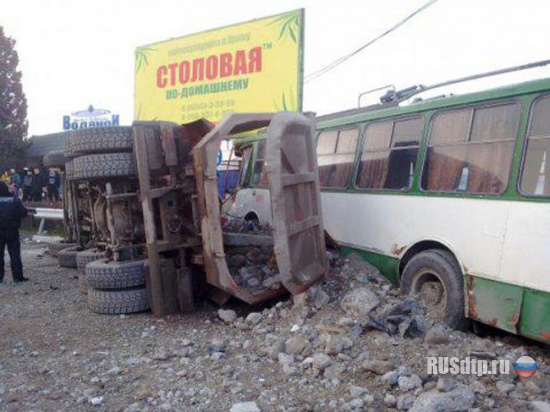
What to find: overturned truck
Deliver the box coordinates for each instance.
[61,113,327,315]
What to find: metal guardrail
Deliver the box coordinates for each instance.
[32,208,64,235]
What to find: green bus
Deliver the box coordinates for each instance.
[225,76,550,343]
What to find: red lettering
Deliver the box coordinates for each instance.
[233,50,247,76]
[205,55,219,80]
[248,47,262,73]
[190,59,205,82]
[219,53,233,78]
[168,63,178,86]
[156,66,168,88]
[178,61,190,84]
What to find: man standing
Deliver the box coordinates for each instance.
[8,168,22,198]
[22,168,33,202]
[47,168,60,203]
[30,167,44,202]
[0,181,29,283]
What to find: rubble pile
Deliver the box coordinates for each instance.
[222,217,280,293]
[1,243,548,411]
[226,246,280,293]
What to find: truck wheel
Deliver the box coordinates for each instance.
[86,259,147,290]
[400,250,468,330]
[87,287,150,315]
[64,126,133,157]
[76,249,106,294]
[72,152,136,180]
[48,241,77,257]
[58,247,78,269]
[43,150,66,167]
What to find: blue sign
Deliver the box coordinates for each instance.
[62,105,120,130]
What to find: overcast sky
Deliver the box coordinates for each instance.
[2,0,550,136]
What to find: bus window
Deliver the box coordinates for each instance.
[251,140,268,186]
[355,117,422,190]
[520,96,550,196]
[238,145,253,187]
[317,128,358,188]
[422,103,520,194]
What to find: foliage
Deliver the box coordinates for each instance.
[0,25,28,168]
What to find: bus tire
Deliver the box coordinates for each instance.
[64,126,133,157]
[400,250,469,330]
[72,152,136,180]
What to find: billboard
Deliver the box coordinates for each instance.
[134,9,304,123]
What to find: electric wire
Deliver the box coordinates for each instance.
[304,0,440,83]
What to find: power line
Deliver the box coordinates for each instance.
[304,0,440,83]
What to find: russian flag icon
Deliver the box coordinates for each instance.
[514,355,537,378]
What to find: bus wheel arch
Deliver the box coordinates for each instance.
[243,211,260,224]
[399,245,469,330]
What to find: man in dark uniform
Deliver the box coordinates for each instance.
[0,181,29,283]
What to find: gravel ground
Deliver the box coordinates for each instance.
[0,241,548,412]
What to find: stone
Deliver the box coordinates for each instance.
[324,363,346,380]
[218,309,237,323]
[436,377,455,392]
[531,401,550,412]
[362,360,394,375]
[409,384,475,412]
[278,353,294,366]
[267,339,286,360]
[397,394,415,410]
[424,325,450,345]
[293,293,308,308]
[340,287,379,317]
[349,386,368,397]
[312,353,332,371]
[245,312,263,325]
[230,401,261,412]
[228,254,248,268]
[384,393,397,407]
[496,381,515,394]
[285,335,309,356]
[313,289,330,309]
[382,371,400,386]
[90,396,104,406]
[525,380,542,395]
[398,374,422,392]
[348,398,364,409]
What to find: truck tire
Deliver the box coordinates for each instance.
[400,249,468,330]
[72,152,136,180]
[65,126,134,157]
[48,241,77,257]
[87,287,150,315]
[43,150,66,167]
[76,249,106,294]
[86,259,146,290]
[58,247,78,269]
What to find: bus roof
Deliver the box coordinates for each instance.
[317,76,550,129]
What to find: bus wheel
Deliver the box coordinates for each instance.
[401,250,468,330]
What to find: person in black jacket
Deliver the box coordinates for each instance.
[0,181,29,283]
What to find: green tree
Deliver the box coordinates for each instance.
[0,25,28,169]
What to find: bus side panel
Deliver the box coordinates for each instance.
[520,288,550,343]
[320,192,508,280]
[467,275,523,334]
[500,202,550,293]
